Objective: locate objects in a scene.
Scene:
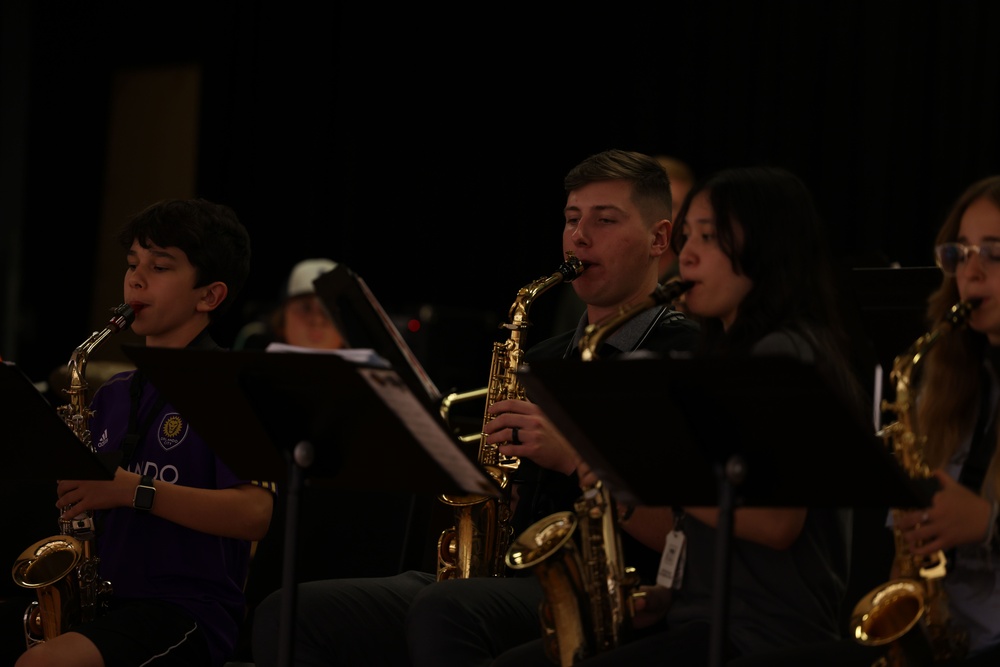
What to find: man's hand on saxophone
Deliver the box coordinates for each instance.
[896,469,994,557]
[488,397,581,476]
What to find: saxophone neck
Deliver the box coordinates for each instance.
[59,304,136,434]
[66,303,137,390]
[579,302,649,362]
[505,253,585,329]
[65,332,104,395]
[579,278,693,361]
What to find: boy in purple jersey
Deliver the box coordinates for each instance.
[17,199,275,667]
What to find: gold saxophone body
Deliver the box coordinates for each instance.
[506,482,640,666]
[12,304,135,647]
[436,253,584,580]
[504,278,693,665]
[850,299,975,667]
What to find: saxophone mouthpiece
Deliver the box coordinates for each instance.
[560,251,585,282]
[654,278,694,306]
[109,303,136,333]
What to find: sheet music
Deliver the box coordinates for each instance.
[352,273,441,401]
[313,266,442,403]
[358,366,497,496]
[265,342,390,368]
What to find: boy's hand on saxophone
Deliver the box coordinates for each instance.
[56,468,140,518]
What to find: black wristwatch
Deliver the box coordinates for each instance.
[133,475,156,512]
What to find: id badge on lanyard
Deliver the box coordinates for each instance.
[657,509,686,589]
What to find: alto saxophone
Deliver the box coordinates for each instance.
[504,278,692,665]
[850,299,975,667]
[12,303,135,647]
[436,253,584,580]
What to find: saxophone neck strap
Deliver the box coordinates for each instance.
[121,370,166,468]
[958,365,996,494]
[118,328,218,466]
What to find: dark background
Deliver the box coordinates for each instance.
[4,0,1000,391]
[3,2,999,660]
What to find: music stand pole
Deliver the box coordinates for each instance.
[277,441,314,667]
[709,455,746,667]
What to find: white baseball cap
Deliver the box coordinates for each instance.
[286,258,338,299]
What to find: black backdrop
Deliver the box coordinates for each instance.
[6,0,1000,389]
[3,2,999,659]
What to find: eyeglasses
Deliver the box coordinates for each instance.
[934,241,1000,275]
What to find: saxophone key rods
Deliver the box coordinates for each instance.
[436,253,584,581]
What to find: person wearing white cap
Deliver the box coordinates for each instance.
[271,258,347,350]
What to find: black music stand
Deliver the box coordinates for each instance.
[1,361,115,481]
[313,264,442,407]
[122,345,496,667]
[519,355,926,667]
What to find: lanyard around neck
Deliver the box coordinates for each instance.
[120,370,166,467]
[958,367,996,494]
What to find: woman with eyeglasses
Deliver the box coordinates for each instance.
[883,174,1000,666]
[730,177,1000,667]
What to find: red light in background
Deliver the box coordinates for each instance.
[407,319,421,333]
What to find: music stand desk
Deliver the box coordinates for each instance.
[1,361,114,482]
[314,264,442,407]
[520,355,924,667]
[123,345,495,667]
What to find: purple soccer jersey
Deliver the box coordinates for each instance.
[88,370,272,665]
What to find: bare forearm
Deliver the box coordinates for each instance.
[59,470,273,541]
[620,506,673,551]
[152,482,273,540]
[685,506,805,550]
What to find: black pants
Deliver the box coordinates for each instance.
[492,620,737,667]
[252,570,544,667]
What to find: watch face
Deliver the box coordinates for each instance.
[134,482,155,511]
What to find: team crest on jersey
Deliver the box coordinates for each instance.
[158,412,189,451]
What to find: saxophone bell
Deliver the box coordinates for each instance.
[12,536,86,646]
[851,579,935,667]
[506,482,640,666]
